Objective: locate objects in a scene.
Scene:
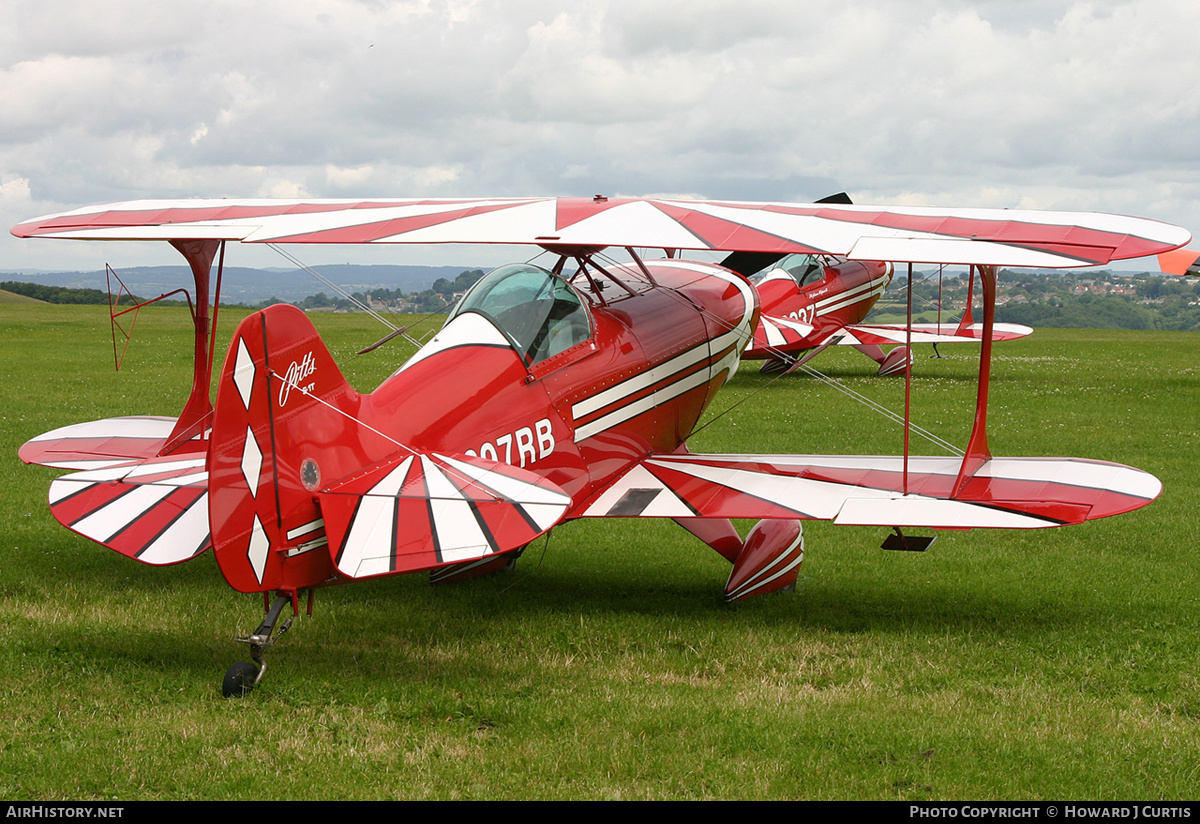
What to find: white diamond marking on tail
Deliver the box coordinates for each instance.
[240,427,262,496]
[233,338,255,410]
[247,515,270,584]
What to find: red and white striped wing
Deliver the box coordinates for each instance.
[835,322,1034,347]
[580,453,1161,528]
[20,416,205,470]
[13,198,1191,267]
[46,456,211,565]
[319,452,571,579]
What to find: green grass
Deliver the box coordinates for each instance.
[2,304,1199,800]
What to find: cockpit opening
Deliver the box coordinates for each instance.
[447,263,593,366]
[756,253,829,288]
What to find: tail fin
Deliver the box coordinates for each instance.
[208,304,572,593]
[208,304,379,593]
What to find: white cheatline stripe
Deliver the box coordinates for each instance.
[570,260,755,443]
[572,337,713,420]
[813,274,887,309]
[574,359,718,442]
[815,277,888,316]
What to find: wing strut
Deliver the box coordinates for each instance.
[161,239,222,454]
[903,263,914,493]
[899,262,995,502]
[956,264,976,335]
[952,264,996,496]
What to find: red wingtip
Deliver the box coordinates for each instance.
[1156,248,1200,276]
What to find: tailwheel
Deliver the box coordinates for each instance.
[221,593,297,698]
[222,661,260,698]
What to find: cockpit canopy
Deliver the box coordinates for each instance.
[756,253,828,288]
[447,263,592,365]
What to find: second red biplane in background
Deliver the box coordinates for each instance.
[726,196,1032,376]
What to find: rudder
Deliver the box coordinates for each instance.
[208,304,381,593]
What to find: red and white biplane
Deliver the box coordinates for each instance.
[725,196,1032,376]
[13,196,1189,695]
[740,250,1033,376]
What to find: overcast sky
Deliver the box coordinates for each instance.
[3,0,1197,272]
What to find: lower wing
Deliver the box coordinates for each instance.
[578,452,1159,528]
[838,322,1033,347]
[19,416,206,470]
[747,316,1031,360]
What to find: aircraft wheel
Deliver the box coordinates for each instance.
[221,661,260,698]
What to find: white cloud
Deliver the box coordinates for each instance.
[2,0,1198,269]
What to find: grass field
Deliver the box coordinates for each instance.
[2,303,1198,800]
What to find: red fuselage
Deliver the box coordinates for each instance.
[207,257,758,593]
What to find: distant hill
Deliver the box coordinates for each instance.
[0,263,481,304]
[0,288,46,304]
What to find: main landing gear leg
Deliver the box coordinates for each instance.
[222,593,296,698]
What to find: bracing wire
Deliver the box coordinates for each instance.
[266,243,463,353]
[594,248,964,457]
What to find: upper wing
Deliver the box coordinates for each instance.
[578,452,1160,529]
[13,198,1190,268]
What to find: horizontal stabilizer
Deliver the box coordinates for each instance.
[320,451,571,579]
[750,315,815,352]
[46,456,211,565]
[581,453,1160,529]
[20,416,205,470]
